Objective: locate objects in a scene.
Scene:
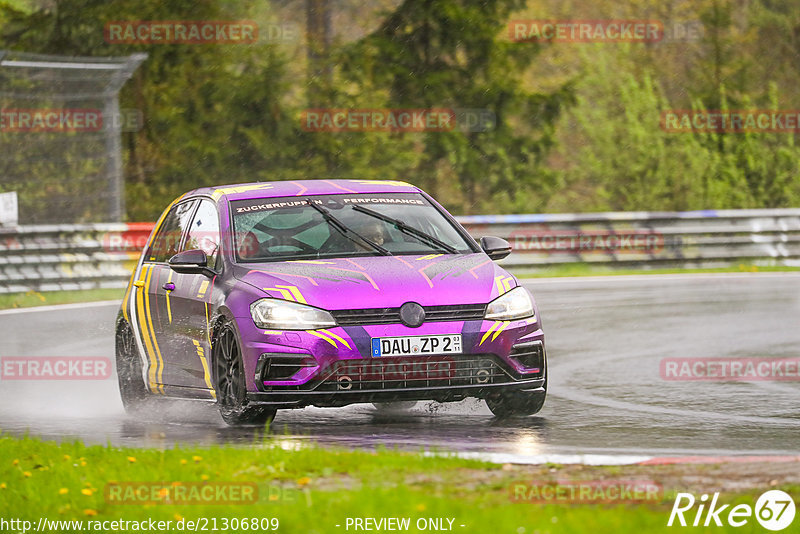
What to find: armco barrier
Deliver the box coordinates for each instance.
[1,209,799,293]
[0,223,151,294]
[458,208,800,274]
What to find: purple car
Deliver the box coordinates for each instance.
[115,180,546,424]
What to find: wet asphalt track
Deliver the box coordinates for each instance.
[1,273,798,463]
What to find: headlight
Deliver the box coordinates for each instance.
[250,298,336,330]
[485,286,535,321]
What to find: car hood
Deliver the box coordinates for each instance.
[233,253,516,310]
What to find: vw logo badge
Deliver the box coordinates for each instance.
[399,302,425,328]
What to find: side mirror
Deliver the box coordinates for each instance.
[168,249,213,275]
[480,236,512,260]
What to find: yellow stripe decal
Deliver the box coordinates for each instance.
[144,266,165,394]
[417,254,443,261]
[307,330,337,348]
[137,266,158,393]
[491,321,510,341]
[278,285,307,304]
[479,321,501,346]
[196,280,209,298]
[495,276,514,296]
[211,184,272,201]
[193,340,216,399]
[165,269,174,324]
[122,268,136,322]
[320,329,351,350]
[263,287,295,301]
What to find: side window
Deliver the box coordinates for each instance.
[185,200,221,269]
[147,201,196,263]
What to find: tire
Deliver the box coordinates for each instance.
[115,320,149,413]
[486,370,547,418]
[213,319,277,426]
[372,401,417,412]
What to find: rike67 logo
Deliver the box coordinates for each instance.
[668,490,796,531]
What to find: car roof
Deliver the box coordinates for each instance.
[186,179,421,202]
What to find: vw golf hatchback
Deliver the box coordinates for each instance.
[115,180,547,424]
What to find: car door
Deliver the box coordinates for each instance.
[133,199,196,392]
[163,198,222,393]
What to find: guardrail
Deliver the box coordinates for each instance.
[458,208,800,274]
[1,208,799,293]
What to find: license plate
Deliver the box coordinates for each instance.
[371,334,462,357]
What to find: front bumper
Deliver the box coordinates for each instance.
[247,379,546,408]
[247,346,546,409]
[238,316,546,409]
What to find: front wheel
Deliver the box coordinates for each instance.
[213,320,277,426]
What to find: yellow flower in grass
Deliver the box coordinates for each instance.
[12,459,19,466]
[63,455,71,461]
[59,488,69,495]
[127,456,137,463]
[416,504,426,512]
[180,459,188,466]
[173,514,183,522]
[0,483,6,489]
[22,471,31,478]
[80,461,87,467]
[268,494,279,502]
[297,477,311,487]
[201,474,209,481]
[83,510,97,517]
[192,456,202,463]
[81,488,93,496]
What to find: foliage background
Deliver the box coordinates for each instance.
[1,0,799,221]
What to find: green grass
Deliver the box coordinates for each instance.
[0,435,786,533]
[0,289,122,310]
[518,263,800,278]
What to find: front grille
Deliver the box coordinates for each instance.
[509,341,544,377]
[316,354,512,392]
[331,303,486,326]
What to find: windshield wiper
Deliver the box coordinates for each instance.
[352,205,458,254]
[306,198,391,256]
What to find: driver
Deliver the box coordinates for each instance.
[358,221,388,246]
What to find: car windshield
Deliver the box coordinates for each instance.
[230,193,474,262]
